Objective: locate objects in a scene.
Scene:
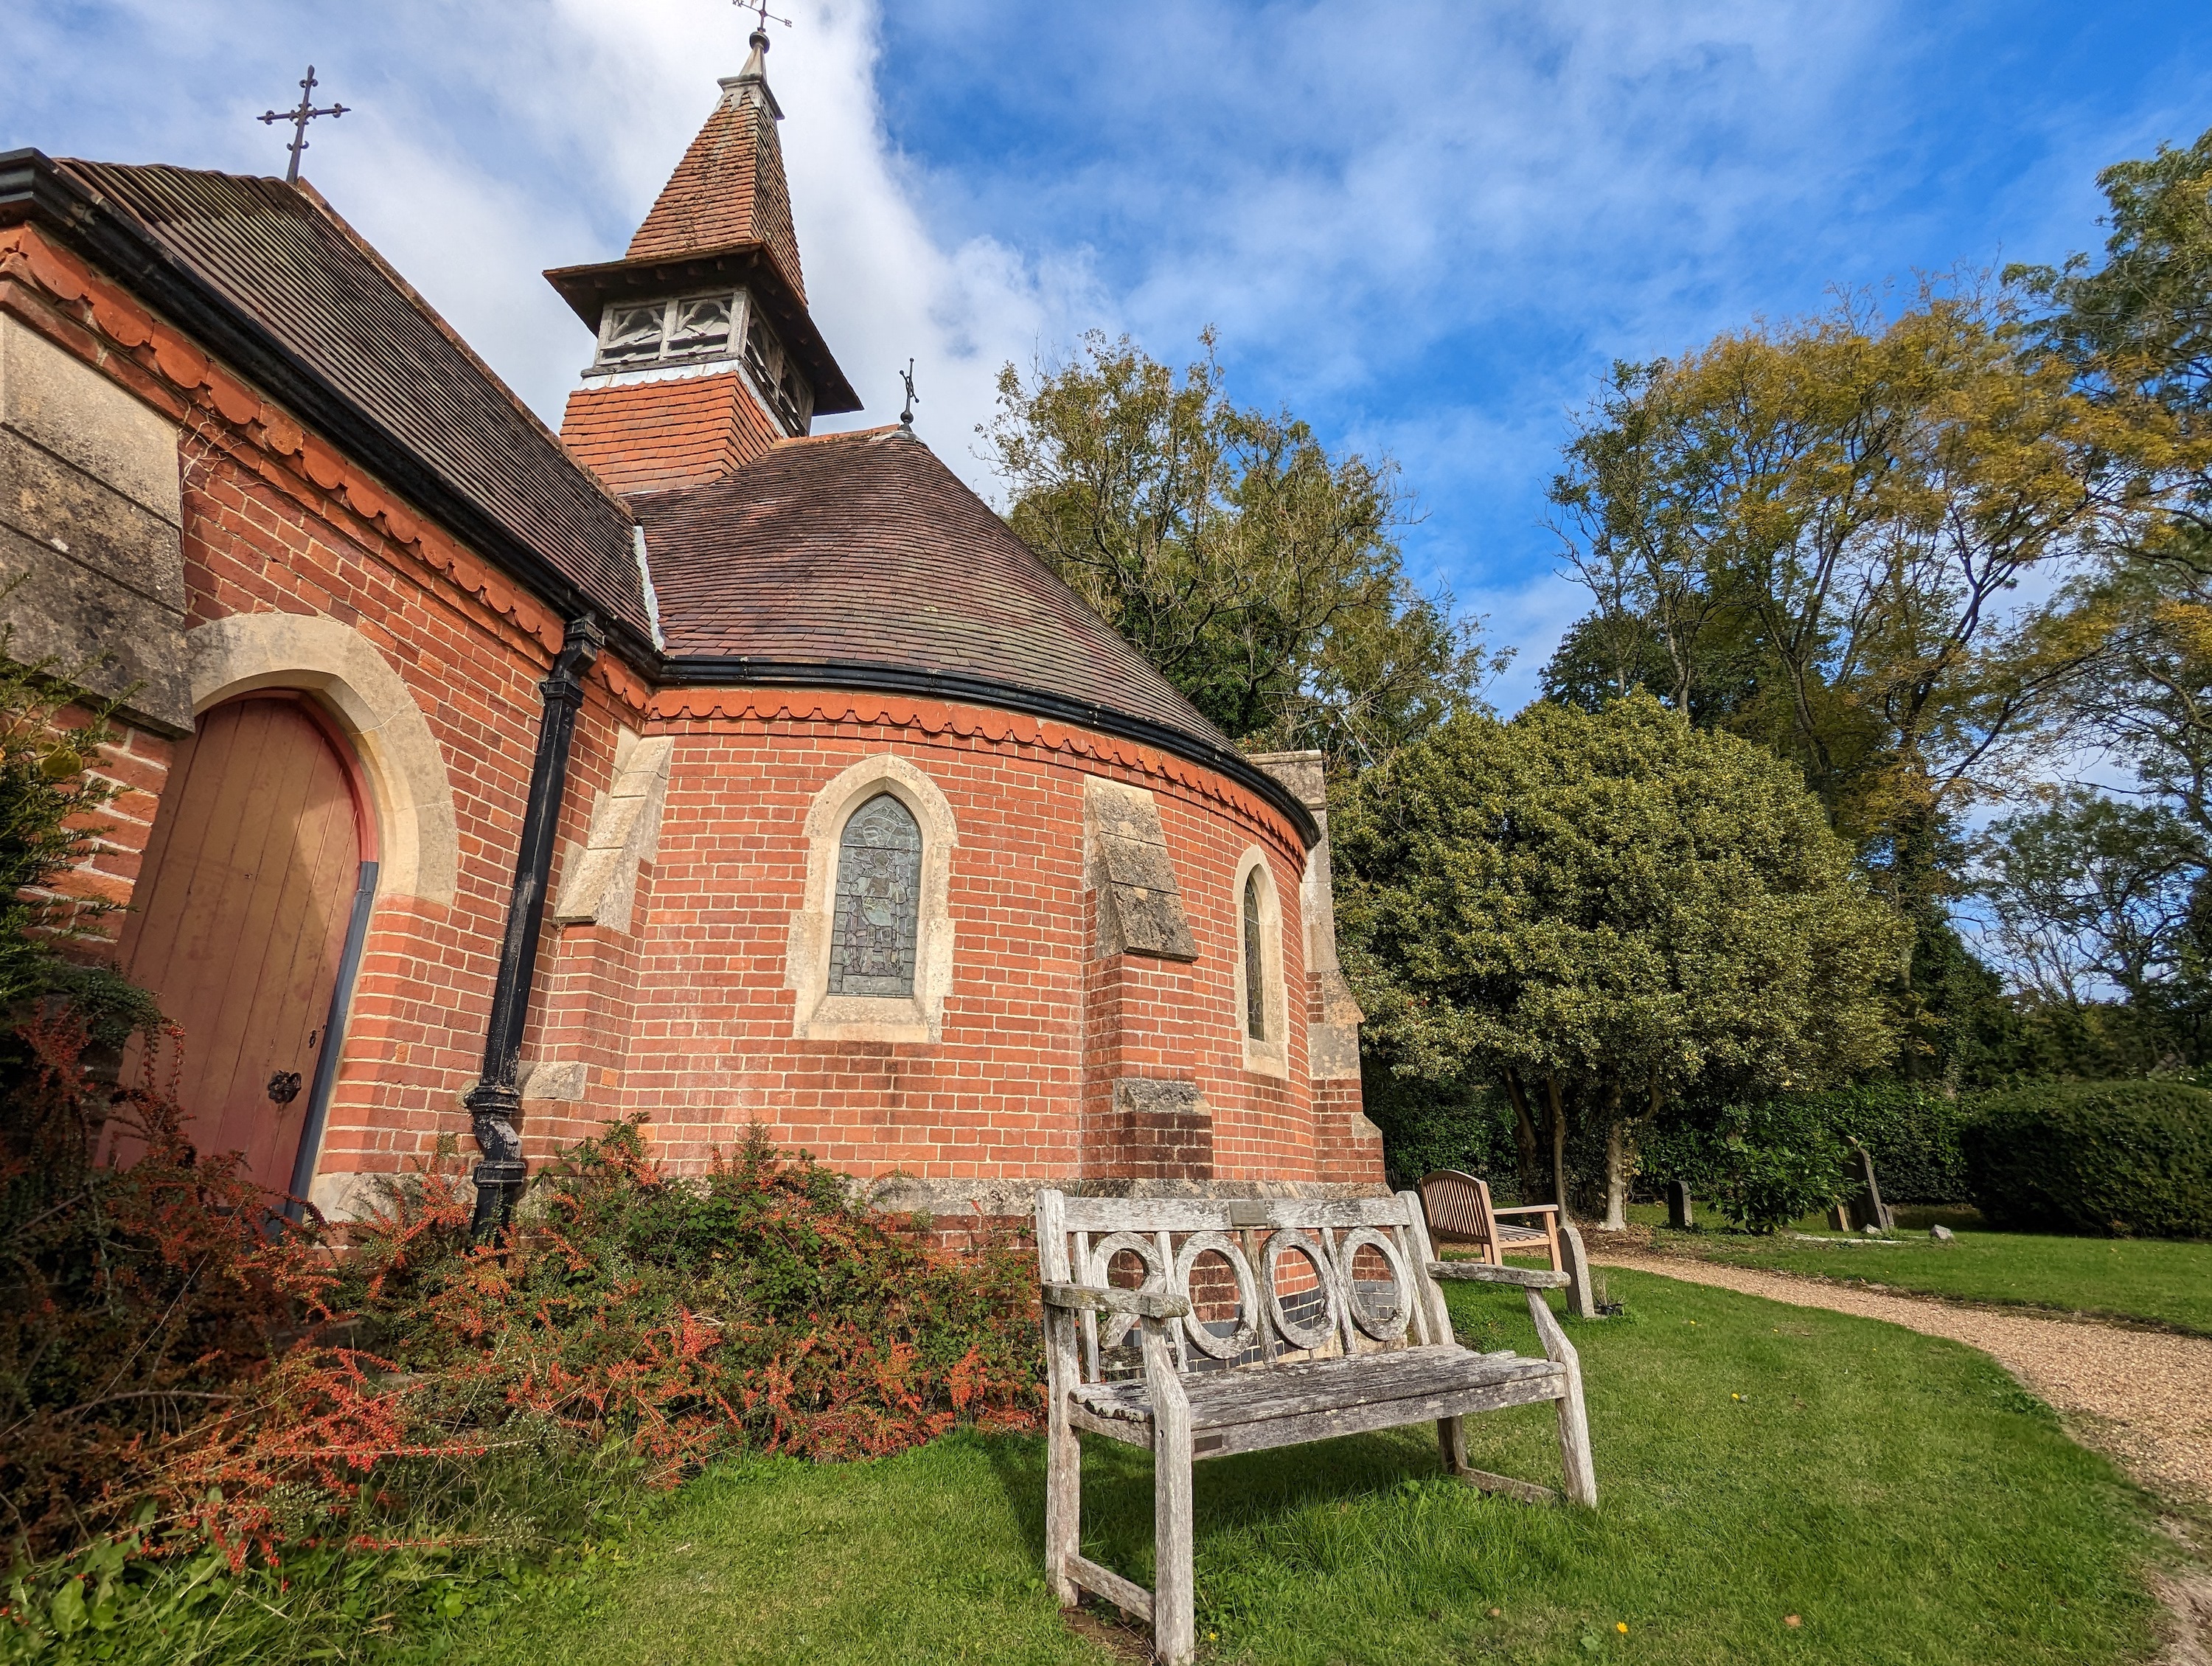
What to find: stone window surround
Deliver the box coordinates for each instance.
[1231,845,1289,1079]
[785,754,958,1044]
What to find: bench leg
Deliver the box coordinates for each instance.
[1526,1287,1598,1505]
[1141,1315,1197,1666]
[1556,1372,1597,1506]
[1153,1415,1196,1665]
[1045,1405,1080,1606]
[1437,1415,1470,1476]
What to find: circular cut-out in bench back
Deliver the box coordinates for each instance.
[1087,1230,1168,1352]
[1262,1228,1340,1351]
[1173,1231,1260,1360]
[1338,1227,1413,1342]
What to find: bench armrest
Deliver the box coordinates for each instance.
[1041,1280,1192,1321]
[1489,1204,1559,1219]
[1427,1260,1570,1290]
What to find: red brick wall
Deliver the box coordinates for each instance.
[1,221,653,1204]
[559,370,781,496]
[510,690,1346,1190]
[30,704,173,952]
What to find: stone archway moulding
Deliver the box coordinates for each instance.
[186,613,459,905]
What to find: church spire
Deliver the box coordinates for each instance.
[623,25,804,302]
[546,25,857,496]
[729,26,783,119]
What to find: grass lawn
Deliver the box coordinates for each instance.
[429,1269,2168,1666]
[1621,1207,2212,1336]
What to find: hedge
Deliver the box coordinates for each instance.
[1812,1085,1974,1204]
[1963,1080,2212,1239]
[1640,1085,1973,1210]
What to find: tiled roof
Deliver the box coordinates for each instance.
[51,160,650,639]
[560,370,781,496]
[637,426,1233,752]
[625,67,804,302]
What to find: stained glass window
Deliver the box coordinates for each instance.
[1243,870,1267,1041]
[827,794,922,997]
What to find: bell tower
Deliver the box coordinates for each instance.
[544,27,859,496]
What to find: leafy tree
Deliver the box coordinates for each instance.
[1545,288,2124,911]
[983,332,1504,768]
[1335,694,1906,1228]
[2020,128,2212,857]
[1972,789,2205,1010]
[2013,124,2212,574]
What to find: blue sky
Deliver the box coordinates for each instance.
[8,0,2212,712]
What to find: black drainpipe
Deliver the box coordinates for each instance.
[465,614,603,1238]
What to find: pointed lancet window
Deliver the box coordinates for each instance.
[1243,869,1267,1041]
[827,793,922,997]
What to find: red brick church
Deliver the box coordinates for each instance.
[0,28,1380,1225]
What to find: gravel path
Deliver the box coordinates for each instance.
[1589,1252,2212,1507]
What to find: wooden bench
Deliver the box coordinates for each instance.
[1037,1189,1598,1665]
[1419,1169,1564,1269]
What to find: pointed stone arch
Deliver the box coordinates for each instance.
[186,612,459,904]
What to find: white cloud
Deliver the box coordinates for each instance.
[7,0,2204,672]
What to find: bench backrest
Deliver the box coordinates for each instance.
[1034,1190,1451,1384]
[1419,1170,1503,1249]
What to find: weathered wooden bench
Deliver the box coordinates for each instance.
[1036,1189,1597,1665]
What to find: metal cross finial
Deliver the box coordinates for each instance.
[899,360,919,428]
[258,65,349,186]
[737,0,793,30]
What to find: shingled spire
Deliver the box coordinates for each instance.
[625,28,804,302]
[544,27,855,497]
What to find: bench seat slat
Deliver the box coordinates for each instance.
[1068,1356,1566,1458]
[1071,1343,1562,1434]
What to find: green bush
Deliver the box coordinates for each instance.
[1706,1100,1850,1233]
[1641,1085,1972,1210]
[1964,1080,2212,1239]
[1360,1066,1522,1195]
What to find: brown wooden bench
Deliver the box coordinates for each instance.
[1037,1189,1598,1665]
[1419,1169,1563,1268]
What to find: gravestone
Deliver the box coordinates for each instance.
[1665,1181,1694,1230]
[1843,1144,1893,1232]
[1557,1221,1599,1319]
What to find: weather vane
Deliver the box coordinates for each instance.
[258,66,349,186]
[899,360,919,428]
[736,0,793,29]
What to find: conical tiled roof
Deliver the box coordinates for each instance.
[637,427,1235,750]
[624,29,804,302]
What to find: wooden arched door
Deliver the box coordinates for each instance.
[121,693,376,1198]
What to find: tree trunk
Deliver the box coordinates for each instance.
[1545,1075,1571,1223]
[1502,1071,1543,1204]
